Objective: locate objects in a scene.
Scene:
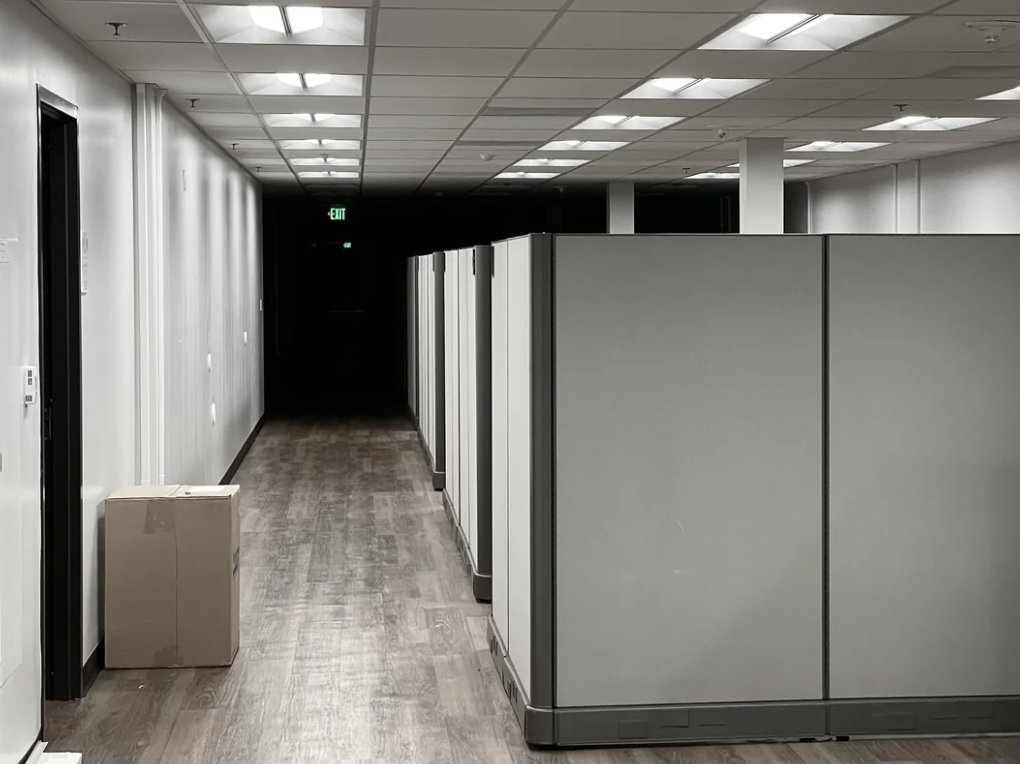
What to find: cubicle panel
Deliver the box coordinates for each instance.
[445,249,461,516]
[407,258,416,417]
[492,241,510,642]
[829,235,1020,700]
[460,249,473,553]
[554,235,825,708]
[506,236,534,700]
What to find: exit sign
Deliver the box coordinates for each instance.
[328,206,347,221]
[343,242,353,249]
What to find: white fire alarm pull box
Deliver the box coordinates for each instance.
[23,366,38,405]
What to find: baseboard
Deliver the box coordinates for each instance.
[18,734,44,764]
[442,493,491,603]
[829,696,1020,737]
[82,639,104,695]
[220,415,265,485]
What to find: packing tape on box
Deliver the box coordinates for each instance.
[143,504,175,534]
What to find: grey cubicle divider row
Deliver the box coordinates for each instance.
[488,233,1020,748]
[409,252,445,491]
[440,245,494,602]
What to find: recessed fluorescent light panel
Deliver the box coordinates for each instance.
[196,5,365,45]
[514,159,589,167]
[687,172,740,180]
[788,141,888,152]
[290,157,360,166]
[281,138,361,150]
[237,72,363,97]
[979,85,1020,100]
[539,140,629,152]
[701,13,904,52]
[574,115,684,130]
[495,172,560,179]
[729,159,815,168]
[263,113,362,128]
[866,116,998,131]
[623,78,766,100]
[299,170,360,179]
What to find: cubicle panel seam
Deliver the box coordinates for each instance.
[822,236,831,711]
[529,233,556,714]
[433,251,446,489]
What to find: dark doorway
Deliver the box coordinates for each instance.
[38,88,84,704]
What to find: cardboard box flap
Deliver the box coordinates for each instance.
[172,485,240,499]
[108,485,181,501]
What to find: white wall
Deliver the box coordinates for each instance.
[0,0,136,760]
[807,140,1020,234]
[162,104,264,486]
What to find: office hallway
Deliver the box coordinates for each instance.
[44,420,1020,764]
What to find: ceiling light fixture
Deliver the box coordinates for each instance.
[539,140,629,151]
[249,5,324,35]
[514,159,588,167]
[687,172,740,180]
[654,77,705,94]
[979,84,1020,100]
[299,170,359,179]
[276,72,332,90]
[495,172,560,179]
[789,141,888,152]
[866,116,997,131]
[575,115,685,130]
[742,13,832,43]
[730,159,815,168]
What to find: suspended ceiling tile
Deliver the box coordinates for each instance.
[190,111,262,127]
[167,94,251,112]
[516,49,677,79]
[936,0,1020,12]
[203,126,273,139]
[698,99,840,118]
[247,95,366,113]
[379,0,564,7]
[365,140,457,148]
[215,44,369,73]
[368,115,473,128]
[43,1,202,42]
[740,79,888,100]
[806,100,968,118]
[366,128,464,140]
[571,0,760,9]
[87,41,225,71]
[853,16,1020,52]
[368,97,488,115]
[860,79,1017,100]
[780,116,907,130]
[539,12,736,49]
[489,97,609,109]
[497,77,636,98]
[218,139,276,150]
[373,47,525,76]
[787,52,952,78]
[459,128,561,141]
[661,51,829,79]
[122,70,239,94]
[371,75,504,98]
[376,9,556,47]
[598,99,721,117]
[472,115,579,129]
[757,0,945,12]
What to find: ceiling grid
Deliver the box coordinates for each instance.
[29,0,1020,194]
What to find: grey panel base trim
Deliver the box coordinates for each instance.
[488,618,828,748]
[488,617,555,746]
[830,697,1020,737]
[414,427,445,492]
[442,494,492,603]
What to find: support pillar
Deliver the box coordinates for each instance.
[739,138,784,234]
[607,181,635,234]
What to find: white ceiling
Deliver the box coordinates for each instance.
[31,0,1020,194]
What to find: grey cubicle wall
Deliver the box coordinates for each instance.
[489,233,827,746]
[440,245,493,602]
[827,235,1020,736]
[412,252,445,491]
[406,257,417,420]
[488,232,1020,748]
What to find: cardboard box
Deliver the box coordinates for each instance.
[105,485,240,669]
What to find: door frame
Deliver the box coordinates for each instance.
[37,85,85,707]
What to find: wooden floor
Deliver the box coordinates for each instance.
[46,419,1020,764]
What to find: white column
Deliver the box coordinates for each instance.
[134,83,167,485]
[607,181,635,234]
[740,138,784,234]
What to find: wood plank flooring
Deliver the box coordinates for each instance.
[45,418,1020,764]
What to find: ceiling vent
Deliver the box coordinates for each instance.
[480,106,593,118]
